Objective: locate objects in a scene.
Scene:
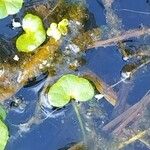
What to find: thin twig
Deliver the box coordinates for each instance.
[118,130,147,149]
[43,0,61,21]
[112,80,133,118]
[102,92,150,132]
[88,28,150,49]
[81,70,118,106]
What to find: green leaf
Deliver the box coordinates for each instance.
[0,120,9,150]
[58,19,69,35]
[47,19,69,41]
[0,105,6,121]
[48,74,94,107]
[16,14,46,52]
[0,0,23,19]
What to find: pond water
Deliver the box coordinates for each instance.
[0,0,150,150]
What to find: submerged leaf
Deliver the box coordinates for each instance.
[48,74,94,107]
[16,14,46,52]
[0,0,23,19]
[0,120,9,150]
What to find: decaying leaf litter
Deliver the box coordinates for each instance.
[0,0,150,149]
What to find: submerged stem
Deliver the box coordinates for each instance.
[72,102,86,143]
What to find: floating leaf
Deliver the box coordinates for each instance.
[48,74,94,107]
[16,14,46,52]
[0,120,9,150]
[47,19,69,41]
[0,0,23,19]
[0,105,8,150]
[0,105,6,121]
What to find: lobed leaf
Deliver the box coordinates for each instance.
[16,14,46,52]
[48,74,94,107]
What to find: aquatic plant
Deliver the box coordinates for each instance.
[16,13,46,52]
[0,106,8,150]
[0,120,8,150]
[47,19,69,41]
[48,74,94,107]
[0,0,150,149]
[0,105,6,121]
[0,0,23,19]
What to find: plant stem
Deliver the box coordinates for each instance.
[72,102,86,143]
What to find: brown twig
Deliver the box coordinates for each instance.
[102,92,150,133]
[112,80,133,118]
[88,28,150,49]
[81,70,118,106]
[118,130,147,149]
[68,142,86,150]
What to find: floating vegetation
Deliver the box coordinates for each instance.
[0,105,6,121]
[48,74,94,107]
[0,0,150,150]
[0,106,8,150]
[47,19,69,41]
[16,13,46,52]
[0,0,23,19]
